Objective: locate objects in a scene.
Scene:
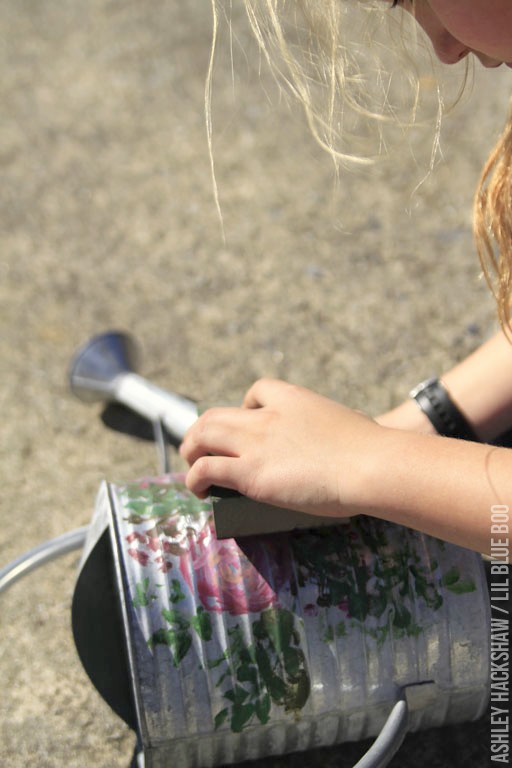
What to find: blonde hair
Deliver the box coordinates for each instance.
[208,1,512,329]
[206,1,429,176]
[235,0,424,162]
[474,109,512,333]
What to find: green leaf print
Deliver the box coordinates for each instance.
[149,627,192,666]
[191,607,213,641]
[231,703,255,732]
[169,578,186,604]
[203,608,310,734]
[441,566,461,587]
[214,708,229,730]
[132,577,155,608]
[161,608,190,630]
[283,669,310,712]
[224,685,250,705]
[255,693,271,725]
[445,579,476,594]
[392,603,412,630]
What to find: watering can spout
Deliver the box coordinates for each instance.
[69,331,138,403]
[69,331,199,442]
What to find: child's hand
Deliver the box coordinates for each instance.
[179,378,384,518]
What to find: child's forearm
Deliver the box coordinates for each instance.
[378,330,512,442]
[181,378,510,556]
[442,330,512,441]
[364,426,509,556]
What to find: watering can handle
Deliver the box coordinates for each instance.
[352,694,408,768]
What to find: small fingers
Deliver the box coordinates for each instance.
[185,454,242,498]
[180,407,242,466]
[180,406,265,468]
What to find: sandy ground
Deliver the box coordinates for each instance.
[0,1,509,766]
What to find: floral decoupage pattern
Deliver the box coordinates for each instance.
[117,475,478,735]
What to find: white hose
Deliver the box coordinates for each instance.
[0,526,88,594]
[353,696,408,768]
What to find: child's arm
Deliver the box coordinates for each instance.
[377,330,512,442]
[180,375,511,555]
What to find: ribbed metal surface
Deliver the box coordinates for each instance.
[101,475,490,767]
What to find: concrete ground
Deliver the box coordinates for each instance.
[0,1,508,766]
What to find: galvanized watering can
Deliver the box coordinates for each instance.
[69,333,490,768]
[73,477,490,768]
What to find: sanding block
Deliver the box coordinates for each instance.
[211,486,346,539]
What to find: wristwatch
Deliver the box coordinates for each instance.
[409,377,479,441]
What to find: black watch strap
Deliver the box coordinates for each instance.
[409,377,480,441]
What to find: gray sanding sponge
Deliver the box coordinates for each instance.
[211,487,345,539]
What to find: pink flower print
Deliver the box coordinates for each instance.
[303,603,318,617]
[138,475,175,489]
[147,536,162,553]
[178,521,215,592]
[127,548,150,567]
[337,599,351,617]
[160,518,181,539]
[154,555,173,573]
[181,534,277,616]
